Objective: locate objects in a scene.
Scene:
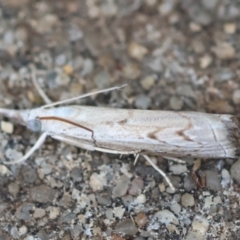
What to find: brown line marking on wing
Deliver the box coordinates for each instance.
[147,131,158,140]
[176,113,194,142]
[147,128,168,142]
[118,119,128,125]
[105,121,114,126]
[38,116,97,144]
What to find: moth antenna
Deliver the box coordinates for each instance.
[30,65,52,104]
[41,82,130,109]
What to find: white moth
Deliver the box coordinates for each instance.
[0,69,239,190]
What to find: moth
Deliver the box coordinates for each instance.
[0,69,239,190]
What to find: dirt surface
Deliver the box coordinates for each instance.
[0,0,240,239]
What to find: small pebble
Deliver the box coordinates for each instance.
[89,173,106,192]
[158,183,166,192]
[94,70,111,89]
[158,0,176,15]
[70,167,82,182]
[230,159,240,184]
[169,96,183,110]
[145,0,157,6]
[0,165,11,175]
[113,176,130,198]
[183,175,196,191]
[232,89,240,105]
[96,192,112,206]
[46,207,60,220]
[140,75,155,90]
[121,195,134,207]
[5,148,23,161]
[33,208,46,219]
[181,193,195,207]
[208,100,234,114]
[224,23,236,34]
[23,168,37,184]
[55,54,66,66]
[10,226,18,239]
[135,213,148,227]
[212,42,236,60]
[56,72,70,86]
[135,94,151,109]
[123,63,141,80]
[1,121,14,134]
[128,42,148,60]
[101,0,117,17]
[214,67,235,82]
[169,164,187,175]
[23,236,34,240]
[203,0,218,9]
[199,54,212,69]
[151,210,179,227]
[128,178,144,195]
[63,65,73,75]
[30,185,57,203]
[115,219,138,236]
[189,22,202,32]
[40,163,52,175]
[111,235,126,240]
[170,202,181,215]
[191,215,209,235]
[19,226,27,236]
[8,182,20,197]
[148,57,163,72]
[204,170,221,191]
[177,84,195,98]
[221,169,231,188]
[135,194,146,204]
[68,24,83,42]
[16,203,34,221]
[113,206,125,219]
[185,230,204,240]
[81,58,94,76]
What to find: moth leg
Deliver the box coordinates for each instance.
[3,132,48,165]
[51,135,96,151]
[142,155,175,191]
[163,156,186,164]
[52,135,138,155]
[133,154,140,165]
[94,146,139,155]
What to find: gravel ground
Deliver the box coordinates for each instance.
[0,0,240,239]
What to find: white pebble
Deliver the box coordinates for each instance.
[170,164,188,175]
[89,173,106,191]
[212,42,236,60]
[192,215,209,235]
[113,206,125,219]
[224,23,236,34]
[135,194,146,204]
[232,89,240,105]
[0,165,11,175]
[199,54,212,69]
[19,225,27,236]
[1,121,14,134]
[128,42,148,60]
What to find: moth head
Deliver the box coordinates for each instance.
[27,119,42,132]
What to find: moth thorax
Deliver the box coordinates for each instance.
[27,119,42,132]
